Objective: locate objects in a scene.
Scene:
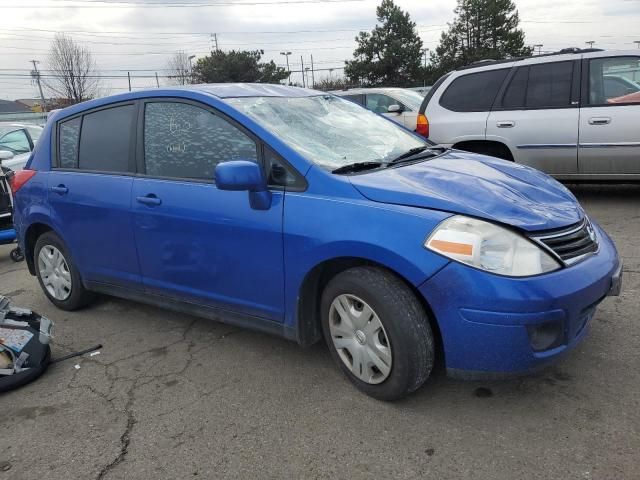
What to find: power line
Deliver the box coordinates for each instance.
[0,24,448,36]
[2,0,366,8]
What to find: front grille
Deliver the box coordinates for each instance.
[530,218,598,265]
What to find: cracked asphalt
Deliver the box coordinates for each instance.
[1,184,639,480]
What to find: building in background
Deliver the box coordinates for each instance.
[0,100,31,114]
[15,99,45,113]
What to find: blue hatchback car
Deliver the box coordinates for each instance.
[12,84,622,400]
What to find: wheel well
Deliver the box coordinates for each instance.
[296,257,444,365]
[453,140,514,161]
[23,223,53,275]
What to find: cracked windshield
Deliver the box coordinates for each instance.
[227,95,426,171]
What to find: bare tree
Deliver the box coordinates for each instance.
[44,33,100,104]
[166,51,193,85]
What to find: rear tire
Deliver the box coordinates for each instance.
[321,266,435,401]
[34,231,94,311]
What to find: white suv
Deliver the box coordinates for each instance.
[418,49,640,181]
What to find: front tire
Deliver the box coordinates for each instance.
[34,231,94,310]
[321,266,435,401]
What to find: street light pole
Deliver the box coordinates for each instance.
[280,51,292,85]
[421,48,429,87]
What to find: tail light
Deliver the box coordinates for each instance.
[10,169,37,193]
[416,114,429,138]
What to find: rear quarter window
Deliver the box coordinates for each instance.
[439,69,509,112]
[58,117,81,168]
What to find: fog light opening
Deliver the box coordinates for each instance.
[527,321,564,352]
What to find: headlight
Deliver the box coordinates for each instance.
[425,215,561,277]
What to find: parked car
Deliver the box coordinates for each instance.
[407,86,432,96]
[417,49,640,181]
[332,87,427,132]
[13,85,621,400]
[0,123,43,171]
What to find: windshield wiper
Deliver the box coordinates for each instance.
[388,146,443,165]
[332,161,384,174]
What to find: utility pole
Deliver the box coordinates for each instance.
[310,54,315,89]
[127,72,131,92]
[280,51,292,85]
[534,44,543,55]
[188,55,196,84]
[300,56,305,88]
[586,40,595,48]
[155,72,160,88]
[211,33,219,51]
[30,60,47,113]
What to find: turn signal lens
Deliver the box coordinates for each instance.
[425,215,561,277]
[416,114,429,137]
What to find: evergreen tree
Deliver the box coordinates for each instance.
[345,0,424,87]
[430,0,531,78]
[193,50,288,84]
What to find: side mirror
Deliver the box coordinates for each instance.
[0,151,14,162]
[214,160,272,210]
[387,104,403,114]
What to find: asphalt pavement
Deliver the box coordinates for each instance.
[0,184,638,480]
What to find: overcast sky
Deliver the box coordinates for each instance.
[1,0,639,100]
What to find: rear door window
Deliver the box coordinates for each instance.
[525,61,573,108]
[498,61,575,109]
[78,104,135,172]
[439,69,509,112]
[143,101,258,181]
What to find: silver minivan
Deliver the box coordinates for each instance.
[418,49,640,181]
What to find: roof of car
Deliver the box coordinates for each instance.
[50,83,325,121]
[454,49,640,73]
[332,87,409,95]
[185,83,321,98]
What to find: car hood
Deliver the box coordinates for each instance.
[348,150,584,232]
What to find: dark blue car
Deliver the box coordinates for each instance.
[12,84,622,400]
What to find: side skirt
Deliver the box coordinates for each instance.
[85,281,298,342]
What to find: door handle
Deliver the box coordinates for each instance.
[136,194,162,206]
[496,121,515,128]
[588,117,611,125]
[50,185,68,195]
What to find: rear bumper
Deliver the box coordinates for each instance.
[418,222,621,377]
